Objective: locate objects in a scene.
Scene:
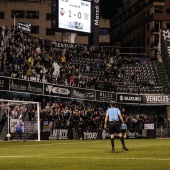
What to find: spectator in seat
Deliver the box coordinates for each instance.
[26,67,32,80]
[34,62,41,81]
[61,54,66,67]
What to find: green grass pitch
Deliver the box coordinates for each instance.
[0,139,170,170]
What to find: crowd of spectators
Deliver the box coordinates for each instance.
[0,23,162,93]
[0,96,164,135]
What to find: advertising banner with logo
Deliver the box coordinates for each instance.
[144,124,154,130]
[51,41,88,49]
[50,129,68,140]
[96,91,116,102]
[71,87,95,100]
[117,94,143,104]
[92,0,100,46]
[0,76,9,91]
[24,121,38,133]
[9,78,43,94]
[1,76,170,105]
[44,83,71,98]
[42,121,52,132]
[143,95,170,104]
[48,128,144,140]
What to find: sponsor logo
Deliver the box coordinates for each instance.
[51,41,88,49]
[102,130,107,139]
[144,124,154,130]
[120,95,124,101]
[128,131,135,138]
[162,30,170,40]
[98,91,115,101]
[46,85,70,95]
[119,95,142,102]
[84,132,98,139]
[52,129,68,140]
[72,90,95,99]
[146,95,169,102]
[10,80,26,91]
[27,83,43,93]
[94,5,99,26]
[10,80,43,93]
[86,92,95,99]
[72,90,85,98]
[100,92,114,98]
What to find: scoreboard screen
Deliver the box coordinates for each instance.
[58,0,91,33]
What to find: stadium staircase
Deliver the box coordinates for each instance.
[155,62,170,94]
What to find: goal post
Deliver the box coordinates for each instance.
[0,99,40,141]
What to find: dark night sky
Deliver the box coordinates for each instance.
[100,0,122,19]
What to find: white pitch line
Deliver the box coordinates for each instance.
[25,141,102,146]
[0,156,170,161]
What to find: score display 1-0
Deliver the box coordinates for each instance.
[58,0,91,33]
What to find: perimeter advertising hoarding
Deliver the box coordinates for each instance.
[144,124,154,130]
[71,87,95,100]
[1,76,170,105]
[9,78,43,94]
[143,95,170,104]
[51,40,88,49]
[44,83,71,98]
[92,0,100,46]
[96,91,116,102]
[0,76,9,91]
[117,94,143,104]
[50,129,143,140]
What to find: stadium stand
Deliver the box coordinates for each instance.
[0,26,167,94]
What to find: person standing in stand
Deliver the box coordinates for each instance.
[104,101,128,152]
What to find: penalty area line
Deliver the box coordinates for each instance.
[25,141,102,146]
[0,156,170,161]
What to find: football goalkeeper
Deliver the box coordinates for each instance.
[13,116,23,139]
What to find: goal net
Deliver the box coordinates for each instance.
[0,99,40,141]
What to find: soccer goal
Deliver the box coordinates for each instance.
[0,99,40,141]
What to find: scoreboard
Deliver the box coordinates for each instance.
[58,0,91,33]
